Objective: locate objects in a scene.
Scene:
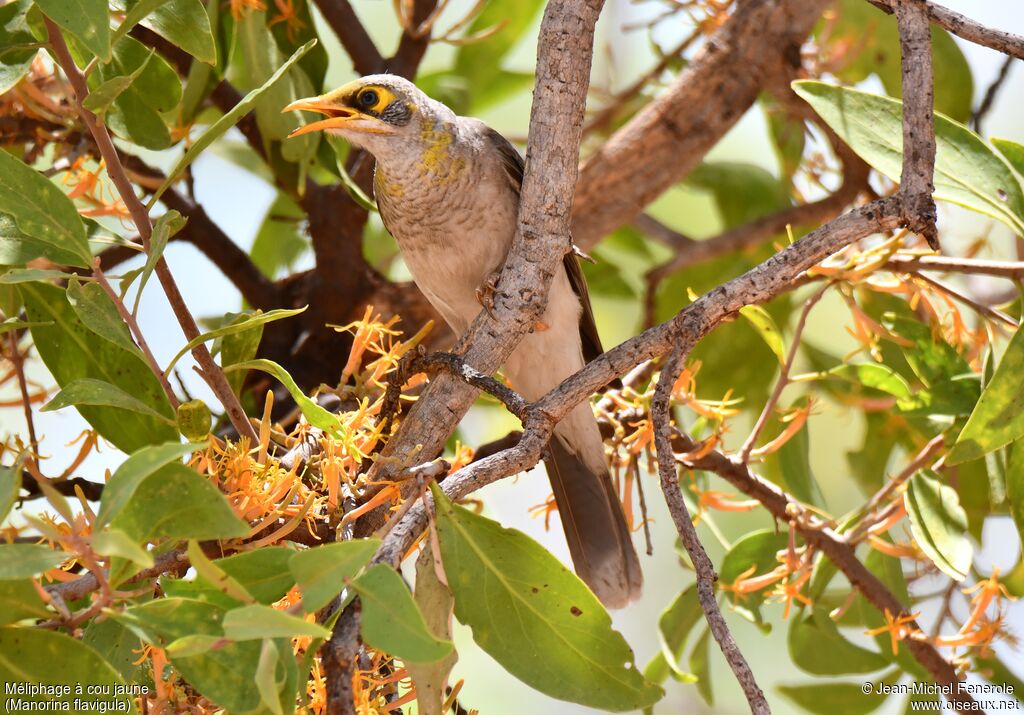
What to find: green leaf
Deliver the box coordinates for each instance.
[222,604,329,640]
[131,210,185,315]
[739,304,786,365]
[432,484,662,711]
[352,563,454,664]
[289,539,379,612]
[0,318,49,335]
[788,606,888,676]
[1008,440,1024,544]
[993,138,1024,178]
[227,358,341,433]
[777,680,890,715]
[646,583,701,683]
[793,81,1024,236]
[772,412,824,507]
[250,193,307,279]
[948,325,1024,464]
[97,441,199,527]
[0,150,91,267]
[133,0,216,64]
[0,0,39,95]
[122,598,266,713]
[829,364,912,399]
[149,39,316,206]
[109,463,248,544]
[164,306,305,375]
[688,627,713,705]
[92,35,182,150]
[719,529,790,621]
[0,464,20,523]
[254,639,285,715]
[905,472,972,581]
[42,377,174,423]
[81,49,154,115]
[0,544,68,578]
[92,527,155,568]
[35,0,110,62]
[198,547,296,605]
[0,213,85,266]
[82,618,144,682]
[0,267,76,284]
[187,539,256,605]
[218,312,266,395]
[0,579,51,626]
[110,0,173,45]
[0,628,128,711]
[408,545,458,715]
[22,282,178,452]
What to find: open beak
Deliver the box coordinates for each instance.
[283,97,360,138]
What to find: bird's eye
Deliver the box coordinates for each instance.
[358,90,379,109]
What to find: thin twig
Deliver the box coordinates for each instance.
[45,19,258,444]
[92,260,180,408]
[8,332,39,456]
[739,283,829,462]
[910,271,1017,328]
[972,55,1016,134]
[653,342,770,714]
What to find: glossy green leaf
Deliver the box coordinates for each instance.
[0,628,128,711]
[740,304,786,365]
[97,441,199,527]
[793,81,1024,236]
[773,413,824,507]
[0,579,51,626]
[905,472,972,581]
[0,544,68,578]
[218,312,266,395]
[165,306,305,375]
[150,39,316,206]
[81,50,154,115]
[35,0,110,61]
[352,563,454,665]
[289,539,380,612]
[0,0,38,95]
[206,547,296,605]
[23,263,177,452]
[0,149,91,267]
[1008,440,1024,543]
[223,604,329,640]
[109,463,248,543]
[788,606,888,676]
[0,268,76,284]
[227,358,342,433]
[133,0,216,64]
[82,618,144,682]
[187,539,256,605]
[949,325,1024,464]
[407,544,458,715]
[0,213,84,267]
[111,0,173,45]
[43,377,174,423]
[92,527,155,568]
[93,35,182,150]
[432,484,662,711]
[688,627,713,705]
[0,464,19,523]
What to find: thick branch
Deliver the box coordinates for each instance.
[653,343,769,714]
[312,0,385,74]
[571,0,830,249]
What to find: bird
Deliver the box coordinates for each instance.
[284,75,642,608]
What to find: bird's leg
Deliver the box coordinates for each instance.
[475,269,501,319]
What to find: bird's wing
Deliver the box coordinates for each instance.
[481,124,604,363]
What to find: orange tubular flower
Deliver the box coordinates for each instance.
[864,609,922,656]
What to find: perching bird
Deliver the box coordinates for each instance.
[285,75,642,607]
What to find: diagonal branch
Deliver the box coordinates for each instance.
[652,342,770,714]
[312,0,385,74]
[867,0,1024,60]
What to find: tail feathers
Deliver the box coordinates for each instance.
[545,435,643,608]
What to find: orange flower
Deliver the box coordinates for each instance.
[229,0,266,21]
[864,609,922,656]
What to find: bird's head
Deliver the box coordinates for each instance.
[282,75,449,155]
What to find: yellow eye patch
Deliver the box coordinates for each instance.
[354,85,395,113]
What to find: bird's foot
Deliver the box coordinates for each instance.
[476,271,501,319]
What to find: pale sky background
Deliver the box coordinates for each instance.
[3,1,1024,713]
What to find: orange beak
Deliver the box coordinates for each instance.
[282,97,360,138]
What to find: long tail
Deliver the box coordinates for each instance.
[544,406,643,608]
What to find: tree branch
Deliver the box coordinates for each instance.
[312,0,385,75]
[867,0,1024,60]
[571,0,830,249]
[652,342,770,714]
